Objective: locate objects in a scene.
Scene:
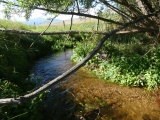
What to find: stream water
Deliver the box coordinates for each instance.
[31,49,79,119]
[31,50,160,120]
[31,49,73,85]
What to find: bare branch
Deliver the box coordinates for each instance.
[136,0,148,15]
[100,0,133,20]
[0,0,123,25]
[69,4,75,30]
[75,0,80,13]
[0,28,151,35]
[35,7,123,25]
[141,0,154,13]
[112,0,143,16]
[0,9,159,105]
[40,15,59,35]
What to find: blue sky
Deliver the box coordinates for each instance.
[0,4,96,24]
[0,4,79,24]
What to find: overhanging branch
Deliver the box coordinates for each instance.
[0,9,159,105]
[0,0,123,25]
[35,7,123,25]
[0,28,150,35]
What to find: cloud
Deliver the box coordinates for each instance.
[56,14,79,20]
[30,10,48,19]
[0,4,85,22]
[0,5,5,19]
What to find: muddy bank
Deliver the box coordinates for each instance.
[61,69,160,120]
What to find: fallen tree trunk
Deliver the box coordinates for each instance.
[0,10,159,105]
[0,28,151,35]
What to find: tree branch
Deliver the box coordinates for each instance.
[0,9,159,105]
[35,7,123,25]
[0,28,152,35]
[100,0,133,20]
[40,15,59,35]
[141,0,154,13]
[0,0,123,25]
[112,0,143,16]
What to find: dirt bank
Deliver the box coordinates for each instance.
[61,69,160,120]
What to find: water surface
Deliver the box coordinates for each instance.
[31,49,160,120]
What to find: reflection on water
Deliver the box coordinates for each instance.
[31,49,78,120]
[31,49,73,85]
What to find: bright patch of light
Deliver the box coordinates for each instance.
[30,10,48,19]
[56,14,79,20]
[0,4,99,24]
[0,5,4,19]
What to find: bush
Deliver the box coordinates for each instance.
[72,33,160,90]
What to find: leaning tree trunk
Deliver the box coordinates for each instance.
[0,10,159,105]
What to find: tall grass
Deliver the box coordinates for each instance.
[34,18,116,32]
[0,19,75,120]
[0,19,34,30]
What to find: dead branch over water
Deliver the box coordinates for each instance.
[0,10,159,105]
[0,28,149,35]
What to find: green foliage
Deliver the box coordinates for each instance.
[71,33,97,62]
[0,91,48,120]
[0,19,76,119]
[72,33,160,90]
[0,80,21,98]
[0,19,33,30]
[0,20,70,119]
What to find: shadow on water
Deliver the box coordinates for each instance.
[31,49,80,119]
[31,49,73,85]
[31,49,160,120]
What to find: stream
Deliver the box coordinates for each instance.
[31,49,79,120]
[31,49,73,85]
[31,49,160,120]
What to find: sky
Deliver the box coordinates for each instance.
[0,3,98,24]
[0,4,80,24]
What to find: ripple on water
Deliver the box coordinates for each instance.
[31,49,160,120]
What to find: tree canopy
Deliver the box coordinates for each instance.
[0,0,160,104]
[1,0,160,35]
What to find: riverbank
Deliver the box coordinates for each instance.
[68,33,160,119]
[71,33,160,90]
[0,20,74,120]
[29,50,160,119]
[60,68,160,119]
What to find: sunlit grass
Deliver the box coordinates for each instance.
[0,18,118,32]
[35,18,116,32]
[0,19,34,30]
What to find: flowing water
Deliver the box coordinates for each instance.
[31,50,160,120]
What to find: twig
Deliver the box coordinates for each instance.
[40,15,59,35]
[29,15,59,48]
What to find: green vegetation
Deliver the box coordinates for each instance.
[1,0,160,119]
[0,19,33,30]
[0,20,73,120]
[35,19,103,32]
[71,33,160,90]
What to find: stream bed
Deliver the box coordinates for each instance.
[31,50,160,120]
